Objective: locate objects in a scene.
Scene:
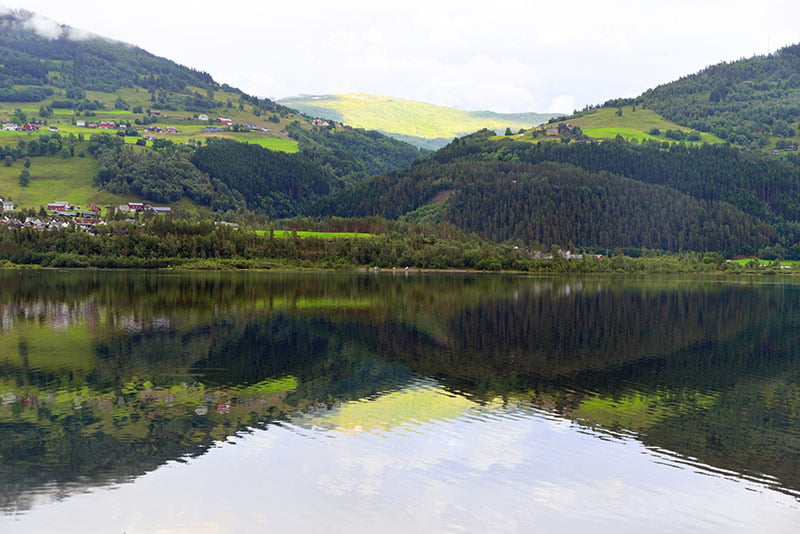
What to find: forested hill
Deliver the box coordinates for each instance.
[0,10,291,112]
[311,131,800,257]
[638,43,800,149]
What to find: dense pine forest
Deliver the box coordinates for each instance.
[310,130,800,256]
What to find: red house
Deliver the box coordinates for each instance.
[216,117,233,126]
[99,121,115,129]
[47,201,69,211]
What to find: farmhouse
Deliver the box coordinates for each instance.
[216,117,233,126]
[99,121,115,129]
[76,120,86,127]
[165,126,178,133]
[0,199,13,211]
[198,114,209,121]
[47,201,70,212]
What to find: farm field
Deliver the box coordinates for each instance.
[257,230,377,239]
[0,155,133,210]
[728,258,800,267]
[551,107,724,144]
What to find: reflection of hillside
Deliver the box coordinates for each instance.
[2,272,800,511]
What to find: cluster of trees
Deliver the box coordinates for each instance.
[0,216,764,272]
[0,86,54,102]
[91,136,245,212]
[285,122,423,184]
[190,139,339,217]
[0,132,83,162]
[446,162,770,255]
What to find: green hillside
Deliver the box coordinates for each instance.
[635,43,800,149]
[279,93,559,150]
[0,11,422,213]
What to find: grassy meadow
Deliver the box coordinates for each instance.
[560,107,724,144]
[259,230,377,239]
[0,154,135,210]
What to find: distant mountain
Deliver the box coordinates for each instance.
[279,94,559,150]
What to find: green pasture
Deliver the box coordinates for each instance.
[256,230,377,238]
[245,137,299,152]
[728,258,800,267]
[582,127,662,142]
[563,107,725,144]
[0,155,132,209]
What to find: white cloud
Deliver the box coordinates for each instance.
[21,12,63,39]
[3,0,800,112]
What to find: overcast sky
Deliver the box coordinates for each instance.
[3,1,800,113]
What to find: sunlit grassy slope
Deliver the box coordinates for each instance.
[0,154,135,209]
[554,107,724,144]
[280,94,559,149]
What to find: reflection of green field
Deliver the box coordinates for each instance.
[572,390,718,432]
[304,383,478,432]
[0,322,96,372]
[267,297,374,310]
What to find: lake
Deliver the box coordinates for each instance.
[0,270,798,533]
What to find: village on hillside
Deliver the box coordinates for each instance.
[0,200,171,231]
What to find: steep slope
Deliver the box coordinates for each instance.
[279,93,558,150]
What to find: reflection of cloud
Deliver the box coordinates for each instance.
[4,397,799,533]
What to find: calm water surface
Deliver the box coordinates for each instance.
[0,270,798,533]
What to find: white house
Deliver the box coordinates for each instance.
[198,114,209,121]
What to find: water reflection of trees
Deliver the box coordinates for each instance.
[1,272,800,508]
